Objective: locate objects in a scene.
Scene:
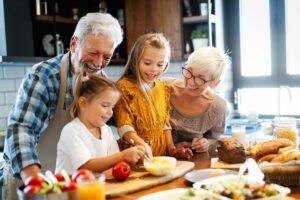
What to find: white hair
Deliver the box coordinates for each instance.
[187,47,231,81]
[73,13,123,48]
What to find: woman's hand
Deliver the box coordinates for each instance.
[191,137,209,153]
[122,146,145,165]
[168,146,193,159]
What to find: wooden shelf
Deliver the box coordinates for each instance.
[110,58,127,65]
[183,14,216,24]
[36,15,78,24]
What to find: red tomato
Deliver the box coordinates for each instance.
[23,185,42,194]
[112,162,130,181]
[62,181,78,191]
[72,169,95,183]
[25,175,47,187]
[54,173,65,182]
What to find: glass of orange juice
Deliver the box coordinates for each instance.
[78,174,106,200]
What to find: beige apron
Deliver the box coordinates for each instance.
[3,54,72,200]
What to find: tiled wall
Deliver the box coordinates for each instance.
[0,62,233,131]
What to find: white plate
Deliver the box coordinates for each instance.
[193,174,291,200]
[138,188,223,200]
[138,188,187,200]
[184,169,237,183]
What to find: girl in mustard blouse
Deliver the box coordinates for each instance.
[114,33,192,159]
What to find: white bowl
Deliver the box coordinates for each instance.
[143,156,176,176]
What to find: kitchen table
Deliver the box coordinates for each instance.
[108,143,300,200]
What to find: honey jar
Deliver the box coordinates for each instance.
[273,117,298,147]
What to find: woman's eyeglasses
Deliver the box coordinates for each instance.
[182,67,211,86]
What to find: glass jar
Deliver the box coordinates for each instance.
[273,117,298,147]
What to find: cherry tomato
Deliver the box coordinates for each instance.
[62,181,78,191]
[25,175,47,187]
[23,185,42,194]
[112,162,130,181]
[72,169,95,183]
[54,173,65,182]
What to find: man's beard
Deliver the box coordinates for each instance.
[74,57,102,75]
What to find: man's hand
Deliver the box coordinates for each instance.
[20,164,41,183]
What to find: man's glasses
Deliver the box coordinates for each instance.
[182,67,211,86]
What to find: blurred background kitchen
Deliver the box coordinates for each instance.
[0,0,300,153]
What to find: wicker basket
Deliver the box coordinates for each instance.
[261,164,300,186]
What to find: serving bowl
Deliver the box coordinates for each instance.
[143,156,176,176]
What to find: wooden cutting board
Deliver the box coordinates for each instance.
[210,157,243,170]
[103,161,195,198]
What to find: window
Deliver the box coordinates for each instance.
[231,0,300,116]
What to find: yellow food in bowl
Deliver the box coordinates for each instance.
[144,156,176,176]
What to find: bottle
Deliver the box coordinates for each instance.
[56,34,64,55]
[99,1,107,13]
[36,0,41,15]
[273,117,298,148]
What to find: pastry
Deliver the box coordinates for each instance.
[217,137,246,164]
[249,138,293,160]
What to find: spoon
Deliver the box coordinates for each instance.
[129,139,152,163]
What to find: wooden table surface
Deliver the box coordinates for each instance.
[108,146,300,200]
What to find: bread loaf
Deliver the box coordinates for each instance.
[249,138,293,160]
[217,138,246,164]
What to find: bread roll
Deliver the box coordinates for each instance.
[249,138,292,160]
[271,149,300,163]
[217,138,246,164]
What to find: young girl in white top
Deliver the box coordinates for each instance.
[56,71,145,174]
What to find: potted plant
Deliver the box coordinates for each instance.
[190,29,209,50]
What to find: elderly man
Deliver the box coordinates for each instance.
[1,12,123,199]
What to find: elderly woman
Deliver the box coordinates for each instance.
[165,47,231,155]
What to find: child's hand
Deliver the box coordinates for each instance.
[141,142,153,159]
[168,146,193,159]
[191,137,209,153]
[122,146,145,165]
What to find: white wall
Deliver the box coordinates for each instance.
[0,61,233,131]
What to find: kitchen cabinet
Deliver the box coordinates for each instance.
[125,0,223,61]
[31,0,127,64]
[125,0,182,61]
[182,0,218,59]
[0,0,127,64]
[0,0,223,63]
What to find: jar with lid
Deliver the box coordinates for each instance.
[273,117,298,147]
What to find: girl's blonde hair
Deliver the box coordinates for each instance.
[187,47,231,81]
[71,71,120,118]
[119,32,170,96]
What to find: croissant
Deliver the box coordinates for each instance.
[271,149,300,163]
[249,138,293,160]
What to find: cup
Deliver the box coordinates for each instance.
[200,3,208,16]
[231,125,247,148]
[78,174,106,200]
